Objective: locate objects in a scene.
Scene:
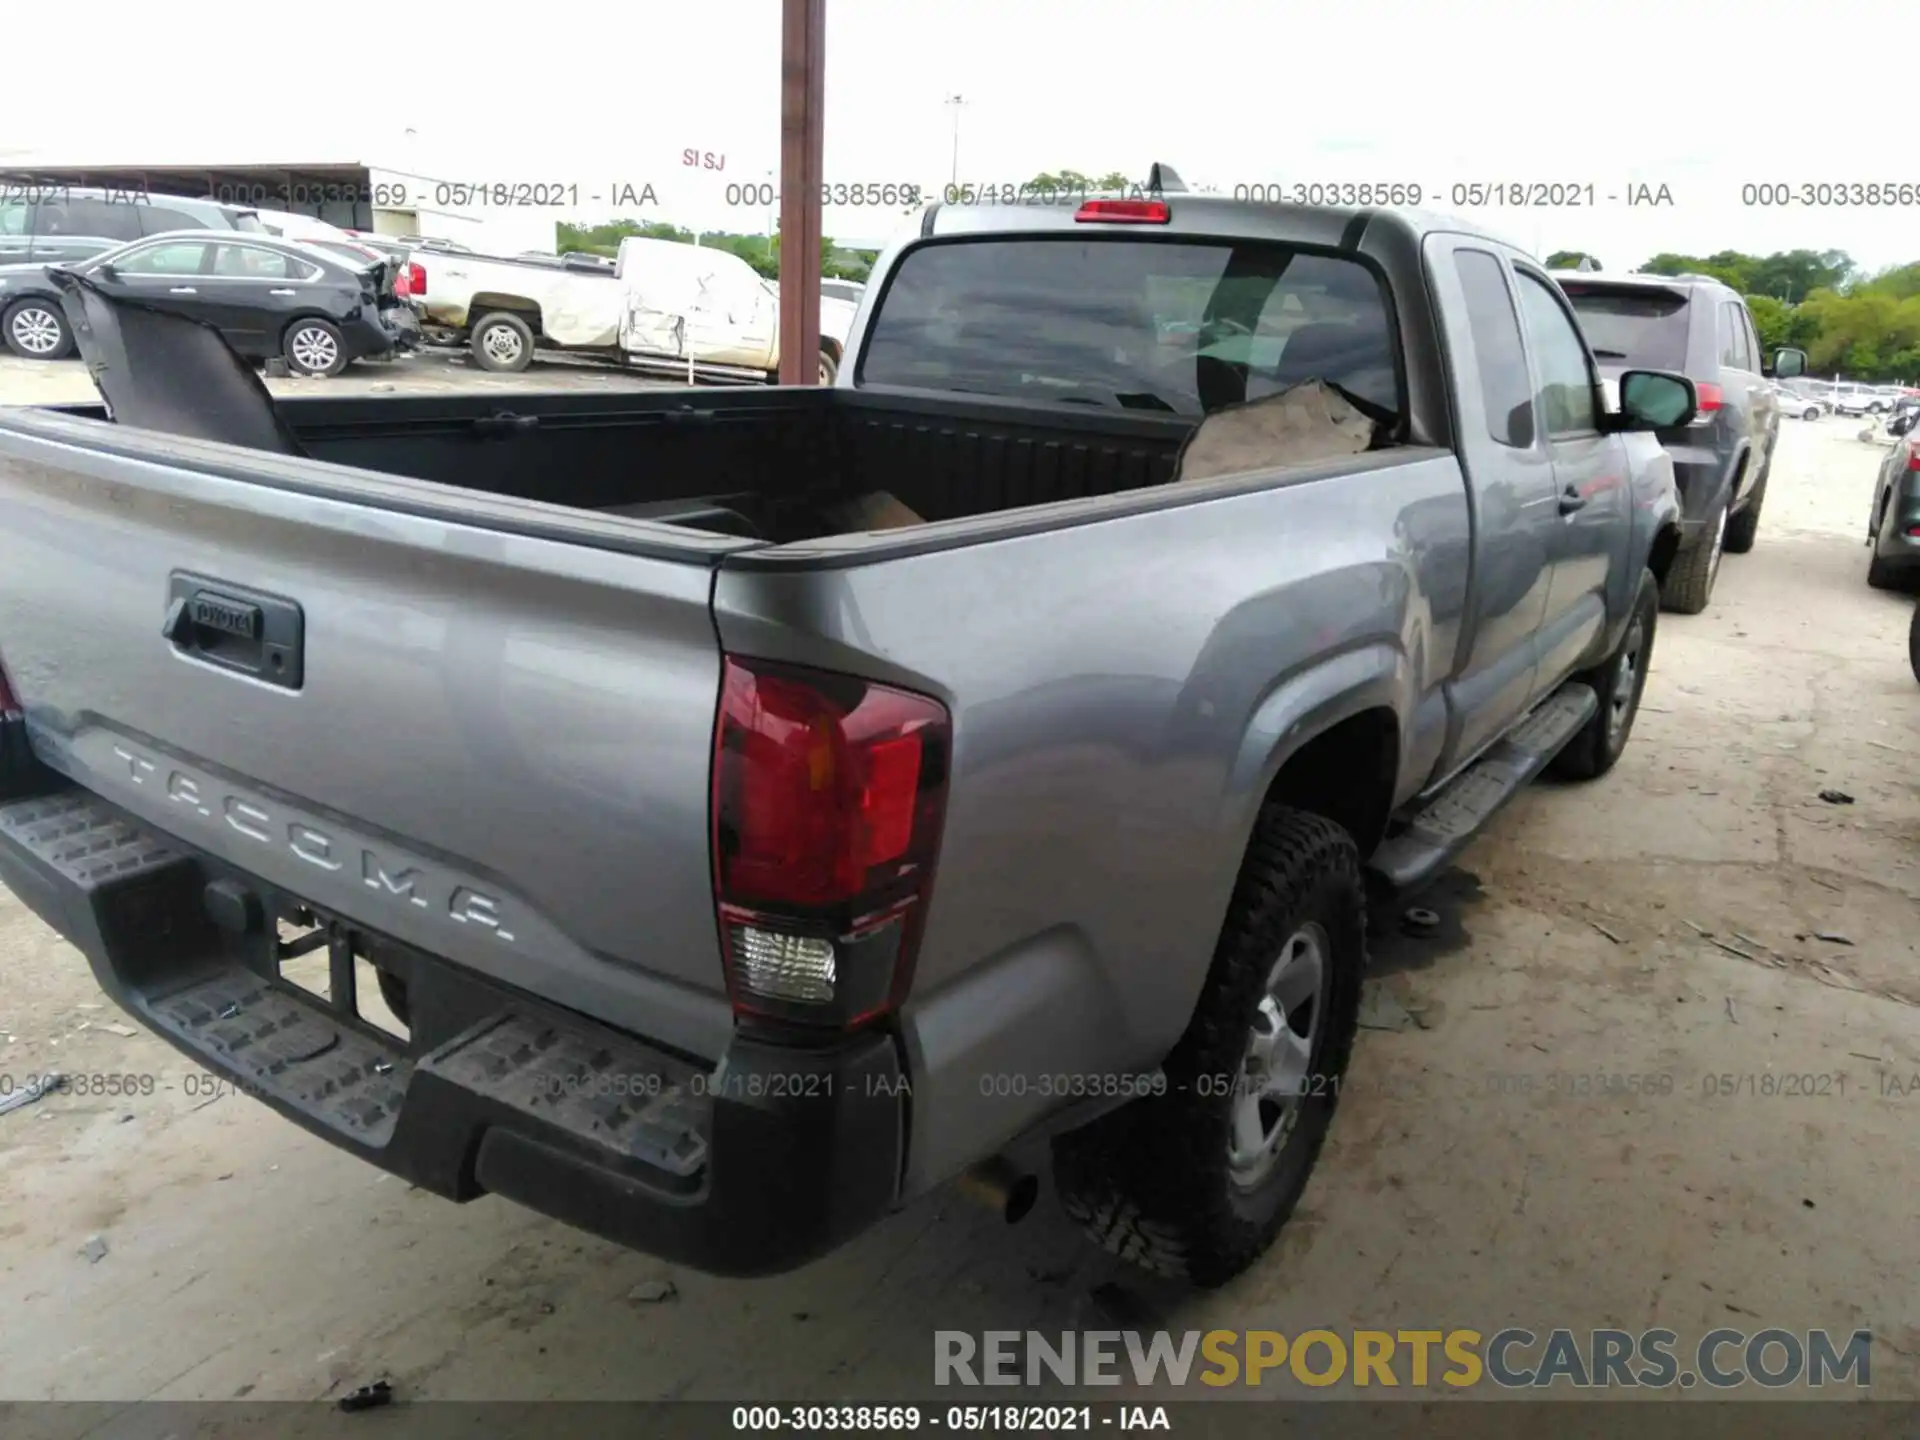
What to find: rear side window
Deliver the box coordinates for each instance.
[1741,307,1763,370]
[859,236,1401,420]
[0,200,28,236]
[1718,301,1753,370]
[1453,250,1534,448]
[32,197,143,243]
[1559,282,1691,371]
[137,205,208,237]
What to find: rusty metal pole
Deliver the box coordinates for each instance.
[777,0,826,385]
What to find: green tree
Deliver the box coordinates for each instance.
[1744,294,1794,352]
[1746,249,1852,303]
[1855,262,1920,300]
[1545,250,1600,270]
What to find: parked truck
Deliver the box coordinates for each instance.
[0,190,1730,1286]
[410,235,855,383]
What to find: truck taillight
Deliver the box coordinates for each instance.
[711,656,950,1030]
[1907,440,1920,472]
[397,263,425,298]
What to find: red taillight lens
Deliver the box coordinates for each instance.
[1907,441,1920,472]
[1694,382,1724,411]
[1074,199,1169,224]
[711,656,950,1028]
[396,262,424,298]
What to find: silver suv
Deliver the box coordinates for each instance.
[1554,269,1805,613]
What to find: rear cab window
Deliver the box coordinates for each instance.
[858,236,1402,423]
[1557,281,1692,372]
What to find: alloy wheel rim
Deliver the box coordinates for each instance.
[484,325,524,365]
[291,327,339,373]
[1227,923,1329,1189]
[11,307,62,355]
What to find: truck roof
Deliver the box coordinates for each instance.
[919,195,1524,254]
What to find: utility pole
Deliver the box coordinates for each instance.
[777,0,826,385]
[946,94,967,187]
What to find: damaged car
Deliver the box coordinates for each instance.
[0,230,414,376]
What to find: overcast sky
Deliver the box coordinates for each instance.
[9,0,1915,274]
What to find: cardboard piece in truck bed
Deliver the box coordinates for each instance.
[1173,379,1375,483]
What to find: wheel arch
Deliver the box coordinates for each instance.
[1647,520,1685,587]
[469,294,545,336]
[1226,643,1412,864]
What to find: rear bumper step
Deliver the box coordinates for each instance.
[0,786,906,1276]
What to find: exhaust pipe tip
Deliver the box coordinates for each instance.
[958,1156,1040,1225]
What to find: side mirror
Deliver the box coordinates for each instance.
[1771,347,1807,379]
[1613,370,1697,431]
[93,261,118,282]
[1889,412,1916,437]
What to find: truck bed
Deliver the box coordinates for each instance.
[32,385,1195,544]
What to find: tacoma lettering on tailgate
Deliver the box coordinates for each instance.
[109,743,516,942]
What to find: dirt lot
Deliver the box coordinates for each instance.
[0,393,1916,1404]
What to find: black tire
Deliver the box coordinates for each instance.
[1722,472,1766,555]
[1550,568,1658,781]
[1909,605,1920,685]
[1052,807,1365,1287]
[1659,499,1725,614]
[470,311,535,373]
[282,317,347,377]
[819,347,840,386]
[1868,552,1906,590]
[3,295,74,360]
[1803,406,1820,421]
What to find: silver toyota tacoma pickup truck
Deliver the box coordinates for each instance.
[0,186,1694,1286]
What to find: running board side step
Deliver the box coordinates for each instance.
[1367,683,1597,893]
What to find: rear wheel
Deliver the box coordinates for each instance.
[1660,500,1725,614]
[1052,806,1364,1287]
[283,318,347,377]
[3,296,73,360]
[819,347,840,386]
[1869,553,1906,590]
[470,311,535,373]
[1722,472,1766,555]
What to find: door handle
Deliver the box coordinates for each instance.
[269,288,295,296]
[1558,484,1588,515]
[168,286,197,294]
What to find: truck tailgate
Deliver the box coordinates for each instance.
[0,419,735,1061]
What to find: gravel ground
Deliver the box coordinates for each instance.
[0,405,1915,1405]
